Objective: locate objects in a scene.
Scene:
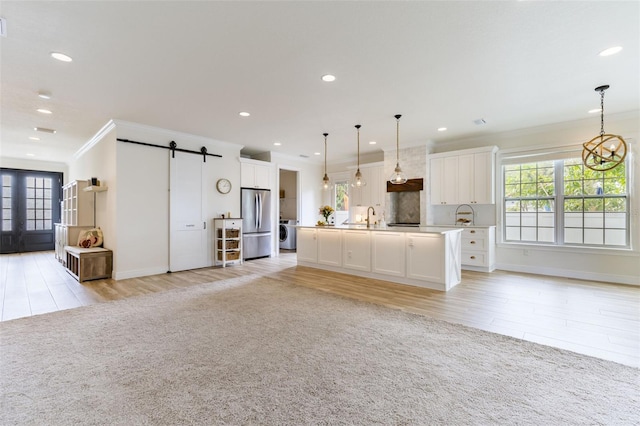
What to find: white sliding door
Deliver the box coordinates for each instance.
[169,151,208,272]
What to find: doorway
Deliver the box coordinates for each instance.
[278,168,299,253]
[0,168,62,253]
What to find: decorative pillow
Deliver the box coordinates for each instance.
[77,228,104,248]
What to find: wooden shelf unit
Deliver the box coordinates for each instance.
[214,218,243,267]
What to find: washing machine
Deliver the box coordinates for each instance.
[279,219,297,250]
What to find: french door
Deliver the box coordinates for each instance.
[0,168,62,253]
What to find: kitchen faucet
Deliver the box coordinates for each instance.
[366,206,376,228]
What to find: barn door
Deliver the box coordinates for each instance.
[169,152,208,272]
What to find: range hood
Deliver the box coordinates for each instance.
[386,178,423,192]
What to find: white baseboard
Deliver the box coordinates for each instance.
[114,266,169,281]
[495,262,640,286]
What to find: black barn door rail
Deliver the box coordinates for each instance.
[116,138,222,162]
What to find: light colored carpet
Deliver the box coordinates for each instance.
[1,275,638,425]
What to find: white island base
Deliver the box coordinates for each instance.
[296,226,463,292]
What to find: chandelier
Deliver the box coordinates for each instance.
[582,85,627,171]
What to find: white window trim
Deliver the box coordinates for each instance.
[496,141,637,253]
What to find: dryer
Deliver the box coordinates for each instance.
[279,219,297,250]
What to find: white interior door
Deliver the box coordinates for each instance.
[170,151,207,272]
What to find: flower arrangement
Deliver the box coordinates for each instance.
[319,205,335,224]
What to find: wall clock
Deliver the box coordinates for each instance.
[216,178,232,194]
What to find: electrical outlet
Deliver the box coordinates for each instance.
[523,249,529,256]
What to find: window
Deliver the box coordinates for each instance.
[2,174,12,231]
[25,176,53,231]
[333,180,350,225]
[503,155,628,248]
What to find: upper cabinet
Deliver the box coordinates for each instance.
[240,161,271,189]
[351,163,385,208]
[429,146,498,205]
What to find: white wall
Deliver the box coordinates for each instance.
[68,124,118,271]
[69,120,243,280]
[269,152,322,226]
[0,157,68,177]
[432,113,640,285]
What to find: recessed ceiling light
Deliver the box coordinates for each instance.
[34,127,56,133]
[26,153,35,157]
[599,46,623,57]
[369,141,377,145]
[238,111,250,117]
[588,108,602,114]
[37,108,52,114]
[437,127,447,132]
[321,74,336,82]
[314,152,321,156]
[29,137,40,141]
[51,52,73,62]
[273,142,281,146]
[37,92,51,99]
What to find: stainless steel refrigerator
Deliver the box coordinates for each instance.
[241,188,272,260]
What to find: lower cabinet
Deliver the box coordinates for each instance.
[459,227,495,272]
[406,233,444,282]
[317,229,342,267]
[372,231,405,277]
[296,227,318,263]
[343,230,371,272]
[296,227,462,291]
[55,224,93,266]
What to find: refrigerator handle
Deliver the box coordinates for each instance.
[255,193,259,229]
[258,193,263,229]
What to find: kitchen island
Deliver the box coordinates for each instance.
[296,225,463,291]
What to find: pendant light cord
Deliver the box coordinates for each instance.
[600,89,605,138]
[323,133,328,175]
[396,115,400,165]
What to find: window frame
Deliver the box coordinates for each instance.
[498,144,631,250]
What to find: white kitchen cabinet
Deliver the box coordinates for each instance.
[317,228,342,267]
[371,231,405,277]
[458,151,494,204]
[369,165,386,208]
[429,146,497,205]
[406,233,444,282]
[295,226,462,291]
[430,157,458,205]
[460,226,495,272]
[241,162,271,189]
[296,227,317,263]
[350,163,385,208]
[342,229,371,272]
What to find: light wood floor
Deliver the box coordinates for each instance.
[1,251,638,367]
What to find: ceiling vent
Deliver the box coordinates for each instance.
[0,18,6,37]
[473,118,487,126]
[34,127,56,134]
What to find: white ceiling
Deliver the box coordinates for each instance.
[1,1,638,164]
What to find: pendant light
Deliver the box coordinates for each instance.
[582,85,627,171]
[351,124,366,188]
[321,133,333,190]
[389,114,407,184]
